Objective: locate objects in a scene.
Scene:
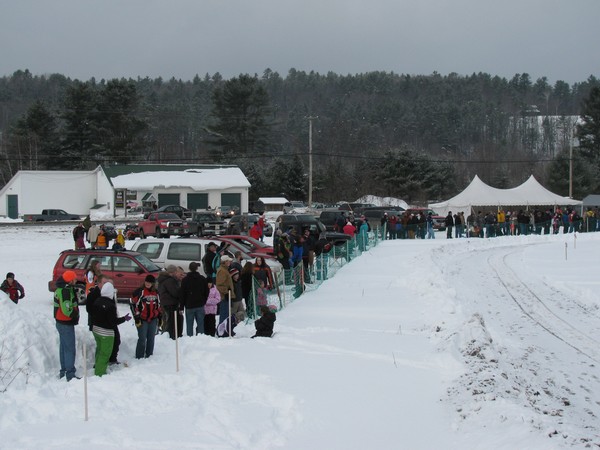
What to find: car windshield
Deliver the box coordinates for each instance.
[134,254,161,272]
[238,236,269,248]
[195,213,219,221]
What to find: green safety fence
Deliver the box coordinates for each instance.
[244,230,382,322]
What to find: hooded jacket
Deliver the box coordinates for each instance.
[181,271,209,309]
[253,310,276,337]
[157,272,181,308]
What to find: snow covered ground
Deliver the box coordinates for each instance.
[0,224,599,449]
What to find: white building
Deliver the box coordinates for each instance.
[258,197,289,212]
[0,164,250,219]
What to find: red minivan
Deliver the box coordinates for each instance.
[48,249,162,302]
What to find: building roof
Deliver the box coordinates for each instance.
[103,164,250,190]
[259,197,289,204]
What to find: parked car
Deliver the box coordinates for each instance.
[189,211,227,237]
[151,205,192,219]
[215,205,239,218]
[127,206,153,216]
[48,248,161,302]
[319,209,352,231]
[275,214,351,247]
[226,213,273,237]
[131,238,282,279]
[215,235,275,257]
[283,201,307,213]
[137,212,190,238]
[23,209,81,222]
[362,207,406,225]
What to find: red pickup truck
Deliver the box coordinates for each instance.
[137,212,190,238]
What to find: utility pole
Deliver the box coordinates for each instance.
[307,116,318,207]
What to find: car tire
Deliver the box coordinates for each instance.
[155,228,161,238]
[139,229,145,239]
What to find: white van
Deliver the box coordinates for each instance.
[131,238,283,279]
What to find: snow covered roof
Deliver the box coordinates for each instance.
[259,197,289,204]
[429,175,581,217]
[108,166,250,190]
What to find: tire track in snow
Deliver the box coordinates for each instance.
[486,250,600,365]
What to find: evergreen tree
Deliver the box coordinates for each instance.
[577,86,600,159]
[12,100,61,169]
[61,81,97,168]
[94,79,147,165]
[209,74,272,157]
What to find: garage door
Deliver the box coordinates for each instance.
[221,193,241,209]
[187,193,208,210]
[158,193,180,207]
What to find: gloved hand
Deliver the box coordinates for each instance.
[135,318,142,328]
[123,313,132,321]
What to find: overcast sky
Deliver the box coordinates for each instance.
[1,0,598,84]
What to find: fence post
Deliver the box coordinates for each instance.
[83,340,88,422]
[174,310,180,372]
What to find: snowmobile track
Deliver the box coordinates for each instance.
[487,250,600,365]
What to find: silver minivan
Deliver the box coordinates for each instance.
[131,238,283,279]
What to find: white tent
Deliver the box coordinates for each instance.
[429,175,581,218]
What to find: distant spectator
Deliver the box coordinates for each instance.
[73,222,86,249]
[1,272,25,304]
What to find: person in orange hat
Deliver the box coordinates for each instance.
[53,270,80,381]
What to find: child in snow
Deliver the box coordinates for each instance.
[252,305,276,338]
[217,314,238,338]
[204,279,221,336]
[255,278,267,307]
[1,272,25,304]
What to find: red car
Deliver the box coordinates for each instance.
[137,212,190,238]
[48,249,162,302]
[216,235,275,256]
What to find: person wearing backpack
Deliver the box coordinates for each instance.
[53,270,80,381]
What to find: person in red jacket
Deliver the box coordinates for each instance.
[130,275,161,359]
[342,219,356,236]
[257,215,266,242]
[249,221,262,240]
[1,272,25,304]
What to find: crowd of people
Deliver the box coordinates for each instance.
[374,207,597,240]
[48,243,277,381]
[72,218,125,250]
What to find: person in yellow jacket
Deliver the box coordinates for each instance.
[114,229,126,249]
[497,209,506,236]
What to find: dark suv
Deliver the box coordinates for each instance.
[190,211,227,236]
[319,209,352,231]
[276,214,351,247]
[151,205,192,219]
[48,249,161,302]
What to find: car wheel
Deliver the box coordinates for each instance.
[155,228,161,238]
[139,229,145,239]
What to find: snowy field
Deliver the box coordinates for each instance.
[0,223,599,449]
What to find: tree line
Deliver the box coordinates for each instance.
[0,68,599,203]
